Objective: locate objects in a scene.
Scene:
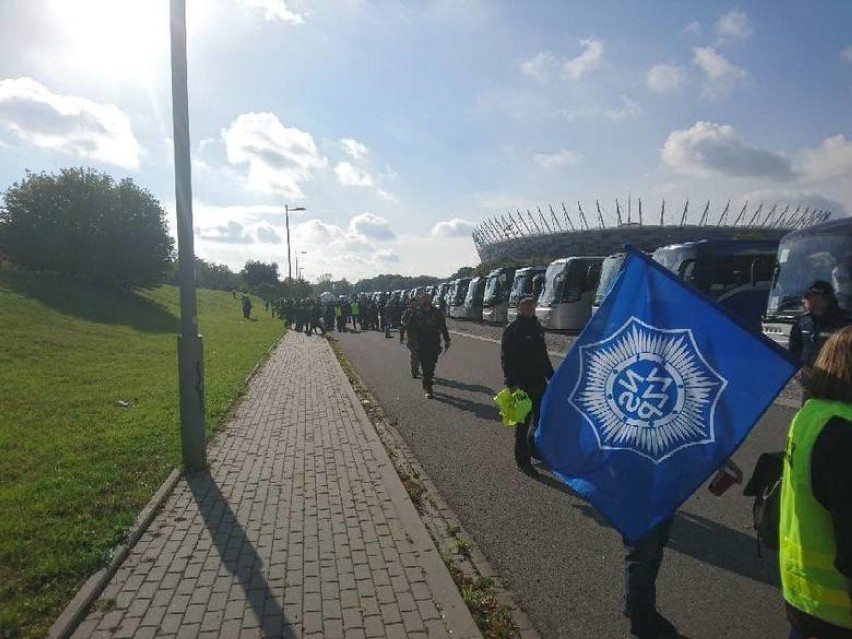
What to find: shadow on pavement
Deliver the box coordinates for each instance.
[188,470,294,637]
[432,390,499,420]
[433,376,496,395]
[567,500,778,587]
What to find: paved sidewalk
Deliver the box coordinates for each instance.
[73,332,481,638]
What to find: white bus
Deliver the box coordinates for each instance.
[591,253,627,316]
[763,218,852,348]
[506,266,546,324]
[535,257,604,330]
[447,278,471,319]
[481,267,516,324]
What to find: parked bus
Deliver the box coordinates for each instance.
[433,282,451,313]
[591,252,627,316]
[507,266,546,323]
[535,257,604,330]
[447,278,471,319]
[763,218,852,348]
[652,239,778,332]
[481,267,516,324]
[461,275,486,321]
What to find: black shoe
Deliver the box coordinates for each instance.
[517,463,539,478]
[425,391,434,399]
[412,372,419,378]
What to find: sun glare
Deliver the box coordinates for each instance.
[49,0,172,80]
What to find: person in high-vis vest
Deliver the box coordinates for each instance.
[780,325,852,639]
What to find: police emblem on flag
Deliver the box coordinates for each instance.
[569,317,728,463]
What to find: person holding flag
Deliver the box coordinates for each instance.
[535,247,798,639]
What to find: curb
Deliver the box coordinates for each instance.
[46,468,183,639]
[329,336,541,639]
[48,333,286,639]
[324,337,483,639]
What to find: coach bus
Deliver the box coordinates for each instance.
[590,252,627,316]
[652,239,778,332]
[481,267,516,324]
[447,278,471,319]
[762,218,852,348]
[535,257,604,330]
[507,266,546,323]
[460,275,486,321]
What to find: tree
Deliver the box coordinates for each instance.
[0,167,174,288]
[239,260,279,289]
[194,258,240,291]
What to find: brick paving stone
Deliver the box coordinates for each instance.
[70,333,480,638]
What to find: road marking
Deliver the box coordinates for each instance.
[448,329,566,359]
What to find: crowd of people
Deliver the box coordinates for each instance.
[241,280,852,639]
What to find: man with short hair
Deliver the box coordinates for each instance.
[789,280,851,399]
[500,296,553,476]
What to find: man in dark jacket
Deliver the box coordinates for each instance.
[789,280,851,399]
[406,292,451,398]
[501,296,554,476]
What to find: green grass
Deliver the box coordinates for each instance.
[0,269,283,639]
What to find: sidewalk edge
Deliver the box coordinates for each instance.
[46,468,183,639]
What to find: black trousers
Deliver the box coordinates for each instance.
[514,382,546,466]
[420,347,439,392]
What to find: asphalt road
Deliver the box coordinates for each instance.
[335,327,795,639]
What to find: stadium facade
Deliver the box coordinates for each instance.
[472,200,831,262]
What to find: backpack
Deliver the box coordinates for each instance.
[742,452,784,556]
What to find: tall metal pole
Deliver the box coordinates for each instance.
[285,204,292,280]
[170,0,205,469]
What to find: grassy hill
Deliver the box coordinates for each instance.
[0,269,284,639]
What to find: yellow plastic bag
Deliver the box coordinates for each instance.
[493,387,533,426]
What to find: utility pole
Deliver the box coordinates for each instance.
[169,0,205,469]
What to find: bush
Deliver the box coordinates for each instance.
[0,168,174,289]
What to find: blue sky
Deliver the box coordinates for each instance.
[0,1,850,282]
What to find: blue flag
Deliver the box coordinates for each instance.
[535,247,796,543]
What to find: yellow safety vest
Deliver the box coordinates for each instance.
[780,398,852,629]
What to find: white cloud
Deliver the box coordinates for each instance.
[197,221,254,244]
[716,10,752,42]
[221,112,327,198]
[604,95,642,121]
[349,212,395,240]
[646,64,687,93]
[692,46,747,96]
[563,38,604,80]
[256,226,282,243]
[798,134,852,184]
[662,121,793,180]
[534,149,582,169]
[334,161,374,187]
[683,20,702,36]
[431,218,477,238]
[236,0,304,24]
[0,77,142,168]
[842,46,852,63]
[340,137,368,160]
[520,51,557,83]
[377,189,400,204]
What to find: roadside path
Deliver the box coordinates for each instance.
[71,331,480,639]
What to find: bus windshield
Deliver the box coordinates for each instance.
[538,262,566,306]
[483,275,500,304]
[594,254,625,306]
[767,233,852,318]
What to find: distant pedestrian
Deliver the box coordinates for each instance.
[499,296,553,476]
[241,294,252,320]
[405,292,450,399]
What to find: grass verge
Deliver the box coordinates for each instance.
[328,336,520,639]
[0,269,283,639]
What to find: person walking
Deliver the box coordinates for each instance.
[780,325,852,639]
[399,298,421,379]
[405,292,451,399]
[241,294,252,320]
[500,296,553,476]
[789,280,851,401]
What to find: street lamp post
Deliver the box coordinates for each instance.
[295,250,306,279]
[285,205,306,280]
[169,0,205,469]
